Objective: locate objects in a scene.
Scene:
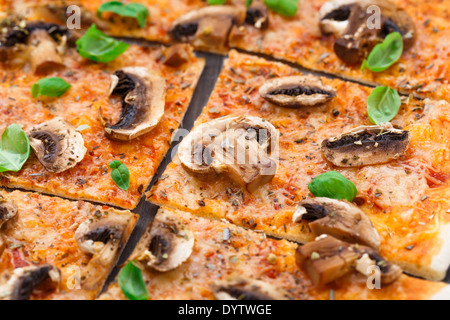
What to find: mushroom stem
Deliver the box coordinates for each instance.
[28,29,64,74]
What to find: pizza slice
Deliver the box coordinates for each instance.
[0,16,204,209]
[15,0,250,54]
[100,206,449,300]
[148,50,450,281]
[0,188,138,300]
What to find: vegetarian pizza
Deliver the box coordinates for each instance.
[148,50,450,282]
[100,206,450,300]
[1,0,450,301]
[0,14,204,209]
[0,189,138,300]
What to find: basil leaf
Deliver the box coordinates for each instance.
[207,0,226,4]
[118,261,149,301]
[367,86,401,125]
[109,160,130,190]
[264,0,298,17]
[97,1,149,28]
[31,77,71,98]
[76,24,129,63]
[308,171,357,202]
[361,32,403,72]
[246,0,253,6]
[0,124,31,173]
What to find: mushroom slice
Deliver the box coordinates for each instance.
[211,278,292,300]
[136,211,194,272]
[355,249,403,286]
[0,20,68,49]
[321,123,410,167]
[0,195,17,229]
[28,117,87,173]
[169,6,245,53]
[319,0,357,36]
[0,265,60,300]
[296,235,402,287]
[293,197,380,249]
[0,20,68,69]
[101,67,166,141]
[178,115,279,192]
[27,29,64,74]
[163,44,191,68]
[319,0,416,64]
[0,237,4,257]
[75,208,137,290]
[245,0,269,30]
[259,76,336,108]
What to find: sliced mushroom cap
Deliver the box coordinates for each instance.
[136,211,194,272]
[245,0,269,30]
[259,76,337,108]
[319,0,356,36]
[211,278,292,300]
[75,208,137,290]
[293,197,380,249]
[0,21,68,48]
[321,123,411,167]
[0,195,17,229]
[178,115,279,193]
[0,265,60,300]
[355,249,403,286]
[28,117,87,173]
[101,67,166,141]
[296,235,402,287]
[319,0,416,64]
[0,20,68,69]
[169,6,245,53]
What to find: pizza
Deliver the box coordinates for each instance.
[148,50,450,282]
[1,0,449,301]
[0,189,138,300]
[100,206,449,300]
[0,15,204,209]
[13,0,449,101]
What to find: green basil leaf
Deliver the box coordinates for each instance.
[207,0,226,4]
[264,0,298,17]
[361,32,403,72]
[0,124,31,173]
[109,160,130,190]
[76,24,129,63]
[246,0,253,6]
[367,86,401,125]
[308,171,357,202]
[31,77,71,98]
[97,1,149,28]
[118,261,149,301]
